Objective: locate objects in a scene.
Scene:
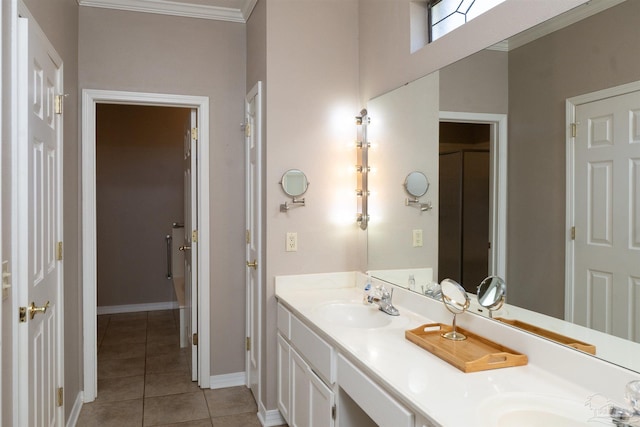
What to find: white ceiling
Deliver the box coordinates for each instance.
[77,0,258,23]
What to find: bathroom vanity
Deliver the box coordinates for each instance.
[275,272,640,427]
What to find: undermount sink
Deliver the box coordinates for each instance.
[477,393,596,427]
[313,302,396,328]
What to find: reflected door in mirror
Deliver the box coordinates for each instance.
[439,149,490,292]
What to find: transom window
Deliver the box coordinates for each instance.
[428,0,506,42]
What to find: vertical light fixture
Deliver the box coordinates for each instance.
[356,109,370,230]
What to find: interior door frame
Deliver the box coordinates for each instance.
[81,89,211,401]
[564,80,640,322]
[244,81,262,410]
[439,111,508,280]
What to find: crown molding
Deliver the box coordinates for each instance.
[78,0,257,23]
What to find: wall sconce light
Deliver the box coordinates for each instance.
[356,109,370,230]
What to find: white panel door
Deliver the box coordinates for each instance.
[184,109,198,380]
[17,15,64,426]
[573,90,640,342]
[245,82,262,402]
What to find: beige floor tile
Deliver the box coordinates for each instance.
[77,398,143,427]
[153,419,212,427]
[97,375,145,402]
[146,352,189,374]
[145,371,200,397]
[99,342,147,361]
[101,328,148,346]
[210,412,262,427]
[98,356,146,379]
[147,340,181,355]
[143,392,210,426]
[203,387,257,418]
[147,331,180,345]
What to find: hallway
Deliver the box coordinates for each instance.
[77,310,275,426]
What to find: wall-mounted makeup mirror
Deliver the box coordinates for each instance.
[477,276,506,318]
[404,171,429,197]
[280,169,308,212]
[404,171,432,211]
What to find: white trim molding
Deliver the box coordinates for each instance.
[65,391,84,427]
[78,0,257,23]
[257,402,286,427]
[81,89,211,400]
[209,372,246,389]
[97,301,179,315]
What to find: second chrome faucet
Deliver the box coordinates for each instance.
[366,284,400,316]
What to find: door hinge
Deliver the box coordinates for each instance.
[488,241,491,250]
[192,333,198,346]
[191,127,198,141]
[331,404,336,420]
[19,306,27,323]
[246,230,251,244]
[192,230,198,243]
[56,241,63,261]
[571,226,576,240]
[245,122,251,138]
[54,95,64,115]
[246,337,251,351]
[57,387,64,407]
[571,123,577,138]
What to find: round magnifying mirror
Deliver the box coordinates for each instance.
[477,276,506,317]
[280,169,309,197]
[404,171,429,197]
[440,278,470,341]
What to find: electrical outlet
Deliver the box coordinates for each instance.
[286,232,298,252]
[412,229,423,247]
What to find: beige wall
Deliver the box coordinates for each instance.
[79,7,247,375]
[507,0,640,317]
[440,49,508,114]
[20,0,82,420]
[358,0,587,103]
[96,104,188,308]
[262,0,361,410]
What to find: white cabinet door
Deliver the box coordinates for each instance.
[290,347,335,427]
[276,333,291,424]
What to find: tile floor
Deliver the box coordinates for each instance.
[77,310,287,427]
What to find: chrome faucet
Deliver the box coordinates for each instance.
[610,381,640,427]
[366,284,400,316]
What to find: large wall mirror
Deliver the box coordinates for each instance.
[367,0,640,372]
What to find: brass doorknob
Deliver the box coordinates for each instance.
[246,260,258,269]
[179,245,191,251]
[28,301,50,320]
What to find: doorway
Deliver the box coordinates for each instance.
[438,112,507,291]
[82,90,211,401]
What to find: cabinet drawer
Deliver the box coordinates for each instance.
[337,354,413,427]
[290,314,335,384]
[277,303,291,339]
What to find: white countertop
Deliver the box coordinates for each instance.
[275,271,639,427]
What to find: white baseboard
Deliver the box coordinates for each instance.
[209,371,246,389]
[258,403,286,427]
[97,301,178,315]
[65,391,84,427]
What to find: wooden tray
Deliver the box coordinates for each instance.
[495,318,596,355]
[405,323,528,373]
